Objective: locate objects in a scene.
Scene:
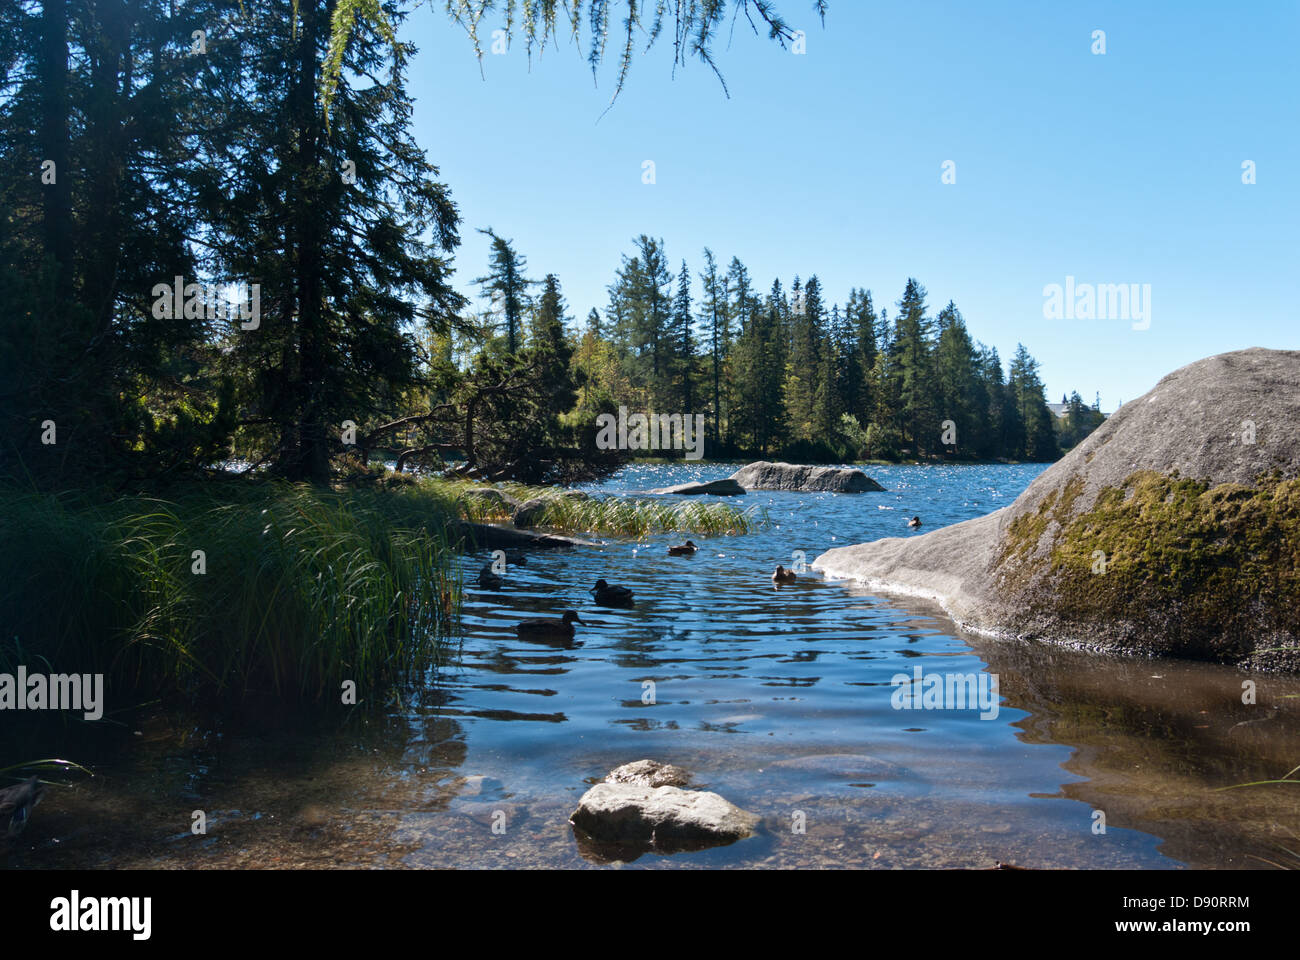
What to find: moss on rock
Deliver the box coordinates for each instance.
[1001,470,1300,662]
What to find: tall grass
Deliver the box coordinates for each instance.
[0,483,462,706]
[439,479,762,536]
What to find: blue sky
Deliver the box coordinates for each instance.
[403,1,1299,410]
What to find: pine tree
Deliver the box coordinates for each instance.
[204,0,464,482]
[670,259,696,413]
[890,279,936,456]
[0,0,235,482]
[474,228,535,354]
[698,248,730,444]
[1008,344,1056,460]
[933,302,981,457]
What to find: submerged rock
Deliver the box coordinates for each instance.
[571,761,758,859]
[571,783,759,856]
[604,759,692,788]
[649,478,746,496]
[814,348,1300,671]
[731,461,884,493]
[769,754,907,779]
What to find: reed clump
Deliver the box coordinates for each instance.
[0,483,462,706]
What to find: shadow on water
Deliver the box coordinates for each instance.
[5,464,1296,869]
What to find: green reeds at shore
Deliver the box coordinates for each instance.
[0,474,756,710]
[442,479,762,536]
[0,483,462,707]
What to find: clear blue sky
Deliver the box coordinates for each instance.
[403,1,1299,410]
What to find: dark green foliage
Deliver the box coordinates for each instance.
[583,243,1085,462]
[0,481,460,705]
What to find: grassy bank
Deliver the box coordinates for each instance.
[0,482,463,708]
[443,479,762,536]
[1,474,761,711]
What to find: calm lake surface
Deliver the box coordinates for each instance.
[8,463,1300,870]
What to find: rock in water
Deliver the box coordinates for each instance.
[730,461,884,493]
[648,478,747,496]
[814,348,1300,670]
[511,498,550,528]
[570,783,759,856]
[459,487,520,513]
[604,759,692,788]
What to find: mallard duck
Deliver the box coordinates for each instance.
[0,776,45,838]
[771,564,797,584]
[667,540,698,556]
[477,564,504,590]
[908,516,922,529]
[590,578,634,607]
[515,610,585,640]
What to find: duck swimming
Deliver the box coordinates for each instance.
[477,564,504,590]
[515,610,585,641]
[667,540,698,556]
[0,776,45,838]
[771,565,797,584]
[908,516,922,528]
[590,578,634,607]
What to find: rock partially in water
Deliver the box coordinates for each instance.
[459,487,520,513]
[571,780,759,859]
[448,520,593,550]
[731,461,885,493]
[814,348,1300,671]
[649,478,747,496]
[604,759,691,788]
[512,497,550,528]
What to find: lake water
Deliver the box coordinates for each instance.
[8,463,1299,869]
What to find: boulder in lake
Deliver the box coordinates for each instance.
[571,761,757,860]
[731,461,884,493]
[648,478,746,496]
[571,782,759,857]
[814,348,1300,671]
[604,759,692,788]
[511,497,550,528]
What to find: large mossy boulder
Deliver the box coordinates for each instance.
[814,348,1300,670]
[730,461,884,493]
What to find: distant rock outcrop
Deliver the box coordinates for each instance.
[730,461,884,493]
[814,349,1300,671]
[649,478,746,496]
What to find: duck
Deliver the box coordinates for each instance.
[771,565,797,584]
[667,540,698,556]
[477,564,504,590]
[590,578,634,607]
[0,776,45,838]
[908,516,922,529]
[515,610,585,641]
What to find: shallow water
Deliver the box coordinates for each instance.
[6,463,1299,869]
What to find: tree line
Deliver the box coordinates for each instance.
[472,233,1106,466]
[1,0,1094,490]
